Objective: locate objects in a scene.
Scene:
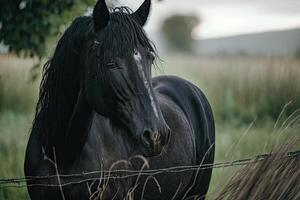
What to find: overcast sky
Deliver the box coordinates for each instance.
[116,0,300,39]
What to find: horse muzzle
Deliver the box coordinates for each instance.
[140,128,170,157]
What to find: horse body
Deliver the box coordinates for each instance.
[25,75,214,199]
[24,1,214,199]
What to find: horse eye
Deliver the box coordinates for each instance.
[106,62,117,68]
[149,51,155,61]
[134,50,139,56]
[106,62,122,70]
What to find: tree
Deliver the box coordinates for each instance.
[0,0,119,58]
[161,15,200,52]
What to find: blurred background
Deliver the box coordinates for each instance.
[0,0,300,199]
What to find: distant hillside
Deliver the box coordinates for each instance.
[194,28,300,56]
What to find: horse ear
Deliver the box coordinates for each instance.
[132,0,151,26]
[93,0,110,32]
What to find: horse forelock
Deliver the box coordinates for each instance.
[99,8,157,58]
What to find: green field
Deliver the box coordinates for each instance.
[0,54,299,199]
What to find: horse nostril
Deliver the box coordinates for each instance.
[141,130,161,148]
[141,130,152,147]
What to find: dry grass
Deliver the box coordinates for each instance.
[214,140,300,200]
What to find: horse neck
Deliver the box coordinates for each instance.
[62,90,92,161]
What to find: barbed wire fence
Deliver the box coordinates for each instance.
[0,150,299,189]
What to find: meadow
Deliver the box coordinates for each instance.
[0,54,299,199]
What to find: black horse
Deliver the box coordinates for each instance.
[24,0,215,199]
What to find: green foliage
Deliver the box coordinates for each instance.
[0,0,95,58]
[161,15,200,52]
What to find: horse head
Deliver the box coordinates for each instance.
[83,0,170,157]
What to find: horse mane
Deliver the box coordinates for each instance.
[32,7,157,151]
[33,17,93,150]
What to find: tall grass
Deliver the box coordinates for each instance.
[0,111,32,200]
[0,54,37,200]
[157,55,300,124]
[0,54,39,113]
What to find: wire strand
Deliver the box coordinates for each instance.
[0,150,299,189]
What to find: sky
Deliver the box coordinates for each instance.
[116,0,300,39]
